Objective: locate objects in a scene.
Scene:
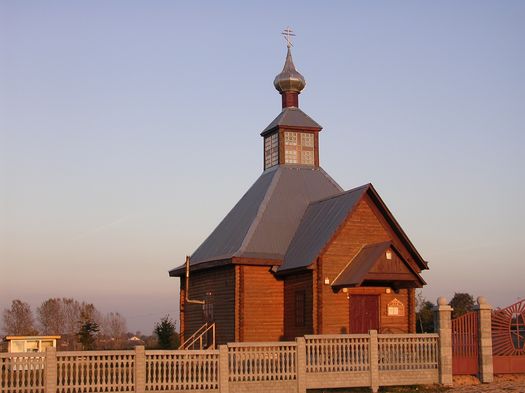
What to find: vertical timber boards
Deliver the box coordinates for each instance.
[183,265,235,345]
[283,271,313,340]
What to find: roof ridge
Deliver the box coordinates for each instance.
[308,183,370,205]
[236,166,283,256]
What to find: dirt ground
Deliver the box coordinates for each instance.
[444,374,525,392]
[310,375,525,393]
[381,374,525,392]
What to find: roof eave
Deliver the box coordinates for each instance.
[168,258,232,277]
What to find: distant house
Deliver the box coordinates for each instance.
[5,336,61,353]
[170,45,428,345]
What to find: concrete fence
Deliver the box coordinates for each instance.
[0,331,445,393]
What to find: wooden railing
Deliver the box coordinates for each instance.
[378,333,439,371]
[145,350,219,391]
[227,342,297,382]
[305,334,369,373]
[179,323,216,350]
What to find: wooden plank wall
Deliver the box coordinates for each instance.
[283,271,314,340]
[318,196,414,334]
[239,265,284,342]
[181,265,235,345]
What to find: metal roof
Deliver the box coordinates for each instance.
[173,165,342,272]
[261,107,322,136]
[331,241,425,289]
[279,185,369,272]
[331,242,391,288]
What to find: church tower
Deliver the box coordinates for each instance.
[262,45,322,169]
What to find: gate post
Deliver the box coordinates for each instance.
[474,296,493,383]
[219,345,230,393]
[45,347,57,393]
[433,297,453,386]
[296,337,306,393]
[369,330,379,393]
[134,345,146,393]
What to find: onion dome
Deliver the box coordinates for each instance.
[273,47,306,94]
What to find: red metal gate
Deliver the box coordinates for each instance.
[452,311,479,375]
[492,299,525,374]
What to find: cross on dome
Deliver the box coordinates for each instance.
[281,27,296,48]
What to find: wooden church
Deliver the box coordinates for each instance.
[170,42,428,346]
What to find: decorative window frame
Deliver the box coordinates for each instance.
[387,298,405,317]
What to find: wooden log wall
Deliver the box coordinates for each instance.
[238,265,284,342]
[318,196,415,334]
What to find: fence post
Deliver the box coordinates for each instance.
[134,346,146,393]
[219,345,229,393]
[296,337,306,393]
[369,330,379,393]
[433,297,453,386]
[45,347,57,393]
[475,296,494,383]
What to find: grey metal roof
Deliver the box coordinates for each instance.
[178,165,342,269]
[279,184,370,273]
[261,107,322,136]
[331,242,391,288]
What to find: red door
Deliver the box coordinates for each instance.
[349,295,380,334]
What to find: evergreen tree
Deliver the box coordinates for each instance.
[77,321,100,350]
[154,315,178,349]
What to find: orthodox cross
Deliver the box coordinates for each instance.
[281,27,296,48]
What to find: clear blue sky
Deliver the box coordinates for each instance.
[1,1,524,334]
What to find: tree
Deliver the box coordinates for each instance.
[415,292,435,333]
[37,298,65,335]
[102,312,127,349]
[154,315,178,349]
[417,301,435,333]
[77,321,100,350]
[450,292,475,319]
[63,299,82,333]
[2,299,38,335]
[77,304,101,350]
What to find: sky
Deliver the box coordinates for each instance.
[1,1,524,335]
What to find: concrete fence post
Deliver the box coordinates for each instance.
[296,337,306,393]
[475,296,494,383]
[219,345,229,393]
[433,297,453,386]
[134,346,146,393]
[369,330,379,393]
[45,347,57,393]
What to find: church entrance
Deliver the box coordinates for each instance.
[349,295,380,334]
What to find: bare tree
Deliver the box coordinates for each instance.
[37,298,65,335]
[2,299,38,335]
[102,312,127,349]
[61,298,82,336]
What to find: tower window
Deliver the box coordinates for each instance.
[285,149,298,163]
[285,132,297,145]
[301,151,314,165]
[301,133,314,147]
[284,131,315,166]
[264,133,279,169]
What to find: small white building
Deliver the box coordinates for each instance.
[5,335,61,353]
